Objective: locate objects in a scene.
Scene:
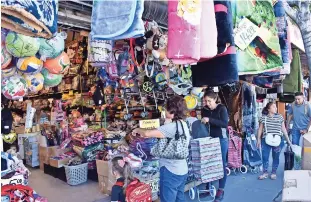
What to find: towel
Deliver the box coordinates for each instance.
[91,0,145,40]
[1,0,58,38]
[232,0,283,75]
[191,1,238,87]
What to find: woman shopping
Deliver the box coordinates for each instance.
[132,95,190,202]
[257,102,292,180]
[201,90,229,202]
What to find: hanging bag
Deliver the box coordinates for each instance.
[284,145,294,170]
[264,116,282,147]
[151,120,189,159]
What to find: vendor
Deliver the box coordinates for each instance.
[133,95,190,202]
[201,90,229,202]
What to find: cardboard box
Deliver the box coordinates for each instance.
[49,146,70,157]
[303,133,311,170]
[282,170,311,202]
[96,160,116,195]
[49,157,71,168]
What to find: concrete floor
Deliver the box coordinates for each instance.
[29,153,285,202]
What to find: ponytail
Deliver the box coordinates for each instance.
[111,156,133,192]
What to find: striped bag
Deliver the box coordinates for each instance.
[227,126,242,169]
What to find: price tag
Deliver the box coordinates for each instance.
[233,18,259,50]
[147,179,159,193]
[139,119,160,129]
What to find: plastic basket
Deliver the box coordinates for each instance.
[64,163,88,186]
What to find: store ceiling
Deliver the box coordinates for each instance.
[58,0,168,32]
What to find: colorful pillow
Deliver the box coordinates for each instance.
[39,32,67,60]
[23,72,44,93]
[5,32,40,57]
[16,57,43,74]
[41,68,62,87]
[1,75,27,100]
[1,66,16,78]
[44,52,70,74]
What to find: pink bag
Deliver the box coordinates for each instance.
[200,0,218,59]
[228,127,242,169]
[167,1,200,64]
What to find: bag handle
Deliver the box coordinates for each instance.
[175,121,180,140]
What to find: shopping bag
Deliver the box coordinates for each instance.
[284,146,294,170]
[292,145,302,170]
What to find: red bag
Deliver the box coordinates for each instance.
[227,127,242,169]
[126,179,152,202]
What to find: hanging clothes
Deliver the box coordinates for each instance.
[1,0,58,38]
[91,0,145,40]
[242,82,258,134]
[191,1,238,87]
[283,49,302,93]
[232,0,283,75]
[273,0,291,74]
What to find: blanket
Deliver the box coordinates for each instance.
[91,0,145,40]
[274,0,291,74]
[232,0,283,75]
[283,49,302,93]
[1,0,58,38]
[191,1,238,87]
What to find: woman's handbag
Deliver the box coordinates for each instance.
[151,120,189,159]
[284,145,294,170]
[264,116,281,147]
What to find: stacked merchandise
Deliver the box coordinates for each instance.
[24,136,40,168]
[129,136,159,200]
[190,137,224,183]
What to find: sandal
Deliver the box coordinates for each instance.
[258,173,269,180]
[270,173,277,180]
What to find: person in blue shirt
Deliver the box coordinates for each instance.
[287,92,311,145]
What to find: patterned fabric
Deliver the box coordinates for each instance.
[227,127,242,168]
[242,82,258,134]
[190,137,224,183]
[191,1,238,86]
[273,0,291,74]
[1,0,58,38]
[91,0,145,40]
[232,0,283,75]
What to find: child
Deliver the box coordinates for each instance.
[111,156,132,202]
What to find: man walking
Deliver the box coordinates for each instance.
[287,92,311,145]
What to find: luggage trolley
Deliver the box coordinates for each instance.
[186,137,224,202]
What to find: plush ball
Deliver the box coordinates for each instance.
[1,75,27,100]
[41,68,63,87]
[44,52,70,74]
[1,66,17,78]
[16,56,43,74]
[23,72,44,93]
[39,32,67,60]
[5,32,40,57]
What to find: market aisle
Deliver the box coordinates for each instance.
[29,153,285,202]
[29,169,109,202]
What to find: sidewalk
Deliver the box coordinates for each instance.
[186,152,285,202]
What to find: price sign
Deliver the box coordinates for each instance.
[233,18,259,50]
[139,119,160,129]
[147,179,159,193]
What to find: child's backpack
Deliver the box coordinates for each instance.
[126,179,152,202]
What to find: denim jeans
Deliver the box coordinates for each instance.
[291,129,302,146]
[261,138,284,173]
[160,166,187,202]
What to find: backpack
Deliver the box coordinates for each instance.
[1,107,13,135]
[126,179,152,202]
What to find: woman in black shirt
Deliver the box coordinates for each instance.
[201,90,229,202]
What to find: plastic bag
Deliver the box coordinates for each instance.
[291,145,302,170]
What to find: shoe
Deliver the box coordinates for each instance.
[214,190,224,202]
[258,173,269,180]
[270,173,277,180]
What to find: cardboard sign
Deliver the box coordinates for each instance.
[234,18,259,50]
[139,119,160,129]
[1,174,25,186]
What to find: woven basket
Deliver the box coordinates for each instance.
[64,163,88,186]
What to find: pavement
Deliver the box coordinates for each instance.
[29,151,285,202]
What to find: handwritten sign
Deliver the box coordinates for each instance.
[139,119,160,129]
[1,174,25,186]
[234,18,259,50]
